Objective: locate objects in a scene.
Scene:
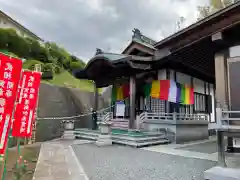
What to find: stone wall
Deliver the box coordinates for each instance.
[36,83,108,142]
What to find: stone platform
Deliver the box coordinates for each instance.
[204,166,240,180]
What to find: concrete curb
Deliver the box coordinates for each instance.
[69,145,89,180]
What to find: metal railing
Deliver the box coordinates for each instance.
[213,108,240,130]
[140,112,207,122]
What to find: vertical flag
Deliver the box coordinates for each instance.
[12,70,41,137]
[159,80,170,100]
[116,85,123,101]
[122,84,130,99]
[143,83,152,97]
[168,80,178,103]
[176,82,181,103]
[150,80,160,98]
[185,85,190,104]
[180,84,185,104]
[0,54,22,154]
[111,85,117,104]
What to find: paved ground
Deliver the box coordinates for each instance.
[33,137,240,180]
[143,138,240,168]
[73,144,217,180]
[33,140,90,180]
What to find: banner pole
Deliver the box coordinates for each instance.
[1,133,12,180]
[15,138,21,172]
[0,139,8,180]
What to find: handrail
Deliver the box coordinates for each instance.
[140,111,207,121]
[212,108,240,130]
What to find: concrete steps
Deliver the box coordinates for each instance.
[74,128,169,148]
[111,119,129,130]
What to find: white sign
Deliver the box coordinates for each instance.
[233,138,240,148]
[115,102,125,117]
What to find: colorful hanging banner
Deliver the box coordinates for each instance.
[143,83,151,97]
[0,54,22,154]
[143,80,194,105]
[150,80,160,98]
[111,85,117,104]
[12,70,41,138]
[159,80,170,100]
[111,84,130,103]
[168,80,177,103]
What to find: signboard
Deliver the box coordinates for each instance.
[115,101,125,117]
[0,54,22,154]
[12,71,41,137]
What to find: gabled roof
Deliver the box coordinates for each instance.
[0,10,43,41]
[122,28,157,54]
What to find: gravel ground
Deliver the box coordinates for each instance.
[73,144,217,180]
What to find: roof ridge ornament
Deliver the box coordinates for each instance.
[132,28,156,46]
[96,48,103,55]
[132,28,142,40]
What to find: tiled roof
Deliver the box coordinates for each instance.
[95,53,130,62]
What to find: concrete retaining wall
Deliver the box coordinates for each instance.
[36,83,108,142]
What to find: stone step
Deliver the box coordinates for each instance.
[113,139,169,148]
[76,134,97,140]
[112,127,129,130]
[112,135,165,142]
[74,129,169,148]
[111,119,129,122]
[74,131,99,137]
[112,124,129,128]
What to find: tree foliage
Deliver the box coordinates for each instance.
[0,28,85,74]
[197,0,238,19]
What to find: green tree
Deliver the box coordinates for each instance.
[0,28,86,72]
[197,0,237,19]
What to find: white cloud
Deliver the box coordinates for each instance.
[0,0,208,61]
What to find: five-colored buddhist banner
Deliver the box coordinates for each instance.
[117,80,195,105]
[0,54,22,154]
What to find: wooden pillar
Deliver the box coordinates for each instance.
[215,51,236,152]
[92,81,98,130]
[214,52,229,109]
[129,76,136,129]
[94,82,99,111]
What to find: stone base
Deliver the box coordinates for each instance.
[204,166,240,180]
[143,120,208,143]
[96,134,112,147]
[63,130,75,140]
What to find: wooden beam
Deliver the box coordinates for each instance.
[171,12,240,52]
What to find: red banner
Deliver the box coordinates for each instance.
[0,54,22,154]
[12,71,41,137]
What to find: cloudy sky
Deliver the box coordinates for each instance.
[0,0,208,62]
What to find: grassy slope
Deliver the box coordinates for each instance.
[23,60,95,92]
[44,71,94,92]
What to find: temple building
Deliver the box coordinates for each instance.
[74,2,240,145]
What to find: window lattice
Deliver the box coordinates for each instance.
[146,97,165,114]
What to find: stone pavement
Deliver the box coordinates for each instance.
[142,137,240,168]
[33,140,90,180]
